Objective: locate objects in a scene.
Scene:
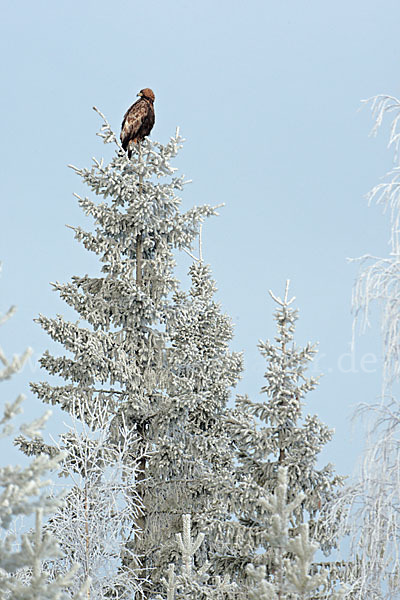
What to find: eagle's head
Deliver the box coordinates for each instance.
[138,88,155,103]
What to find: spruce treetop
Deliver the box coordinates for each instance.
[222,281,344,584]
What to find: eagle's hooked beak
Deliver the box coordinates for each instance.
[137,91,143,97]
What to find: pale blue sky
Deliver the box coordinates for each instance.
[1,0,400,476]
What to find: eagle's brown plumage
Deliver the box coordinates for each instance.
[120,88,155,158]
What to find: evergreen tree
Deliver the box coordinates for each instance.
[221,282,344,590]
[156,470,345,600]
[162,260,242,571]
[245,467,346,600]
[28,111,241,595]
[155,514,237,600]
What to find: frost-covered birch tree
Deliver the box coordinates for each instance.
[16,396,145,599]
[337,94,400,599]
[221,282,344,591]
[27,112,241,596]
[0,275,88,599]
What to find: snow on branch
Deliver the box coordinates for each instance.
[92,105,120,147]
[363,95,400,159]
[268,279,295,307]
[352,94,400,390]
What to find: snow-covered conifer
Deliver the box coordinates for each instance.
[155,514,236,600]
[222,282,344,589]
[245,467,345,600]
[28,112,240,595]
[157,472,344,600]
[160,259,242,571]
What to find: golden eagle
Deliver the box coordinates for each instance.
[120,88,155,158]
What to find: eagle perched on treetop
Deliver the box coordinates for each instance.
[120,88,155,158]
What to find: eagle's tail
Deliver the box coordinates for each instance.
[120,136,131,159]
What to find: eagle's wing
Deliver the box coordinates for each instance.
[120,99,148,149]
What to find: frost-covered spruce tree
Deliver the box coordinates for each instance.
[222,282,344,588]
[154,514,237,600]
[155,474,344,600]
[161,258,242,573]
[0,278,88,599]
[245,467,345,600]
[29,110,239,594]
